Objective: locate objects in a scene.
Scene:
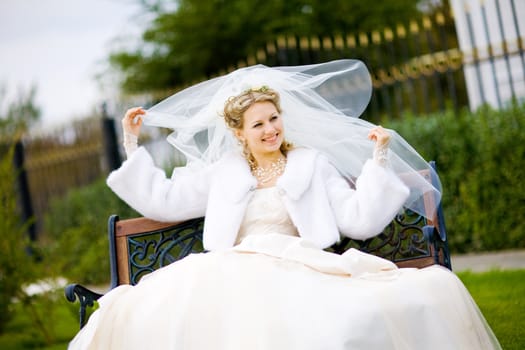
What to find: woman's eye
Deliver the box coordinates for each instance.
[271,115,278,120]
[253,123,262,128]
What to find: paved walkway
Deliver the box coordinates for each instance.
[451,249,525,272]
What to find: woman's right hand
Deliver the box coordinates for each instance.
[122,107,145,136]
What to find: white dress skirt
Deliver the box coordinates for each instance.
[69,187,501,350]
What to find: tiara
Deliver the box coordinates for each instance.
[243,85,270,94]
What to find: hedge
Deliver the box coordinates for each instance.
[385,102,525,253]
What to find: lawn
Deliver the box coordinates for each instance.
[0,269,523,349]
[457,269,525,350]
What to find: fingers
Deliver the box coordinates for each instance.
[368,125,391,147]
[367,125,384,140]
[122,107,145,136]
[124,107,145,123]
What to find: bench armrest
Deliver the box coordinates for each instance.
[65,283,104,329]
[422,224,451,269]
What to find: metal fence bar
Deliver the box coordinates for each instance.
[464,5,486,106]
[509,0,525,85]
[423,16,446,111]
[383,29,404,118]
[437,12,460,114]
[13,140,36,241]
[494,0,516,101]
[480,2,502,108]
[396,24,419,115]
[410,20,431,115]
[101,103,122,172]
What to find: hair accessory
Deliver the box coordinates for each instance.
[246,85,269,93]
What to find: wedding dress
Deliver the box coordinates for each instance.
[69,186,501,350]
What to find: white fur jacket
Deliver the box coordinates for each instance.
[107,146,409,251]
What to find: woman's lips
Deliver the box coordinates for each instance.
[263,134,279,144]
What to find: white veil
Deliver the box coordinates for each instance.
[143,59,441,220]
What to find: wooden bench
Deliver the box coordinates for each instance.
[65,161,451,329]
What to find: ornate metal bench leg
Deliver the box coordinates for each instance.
[65,284,103,329]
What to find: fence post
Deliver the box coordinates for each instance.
[464,5,486,106]
[437,11,460,116]
[13,140,36,241]
[101,103,122,172]
[494,0,516,101]
[509,0,525,85]
[480,2,502,109]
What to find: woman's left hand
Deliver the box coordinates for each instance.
[368,126,391,148]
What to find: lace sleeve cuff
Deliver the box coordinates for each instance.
[123,131,138,158]
[373,144,389,167]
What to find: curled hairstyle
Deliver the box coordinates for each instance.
[223,86,293,164]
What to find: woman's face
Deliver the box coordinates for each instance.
[235,101,284,159]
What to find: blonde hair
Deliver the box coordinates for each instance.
[223,86,293,163]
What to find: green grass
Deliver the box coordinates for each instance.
[457,269,525,350]
[0,269,523,349]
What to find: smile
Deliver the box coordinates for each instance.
[263,134,279,143]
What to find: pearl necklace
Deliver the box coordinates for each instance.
[251,157,287,185]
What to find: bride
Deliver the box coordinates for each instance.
[69,59,501,349]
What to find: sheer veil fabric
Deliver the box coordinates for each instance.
[143,59,441,219]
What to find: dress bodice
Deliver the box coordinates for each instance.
[235,187,299,245]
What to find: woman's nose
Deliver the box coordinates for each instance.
[263,123,276,133]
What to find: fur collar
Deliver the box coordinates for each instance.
[277,147,318,200]
[218,147,319,203]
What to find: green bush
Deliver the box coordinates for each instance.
[0,289,79,349]
[45,178,137,285]
[0,145,35,332]
[385,102,525,253]
[0,144,57,342]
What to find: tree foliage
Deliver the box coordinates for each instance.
[111,0,423,93]
[0,85,48,337]
[0,85,41,139]
[0,145,39,333]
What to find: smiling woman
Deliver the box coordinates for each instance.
[224,87,289,188]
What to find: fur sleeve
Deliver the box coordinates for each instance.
[106,147,209,222]
[323,157,410,240]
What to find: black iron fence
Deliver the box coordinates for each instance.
[218,3,523,121]
[213,10,465,121]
